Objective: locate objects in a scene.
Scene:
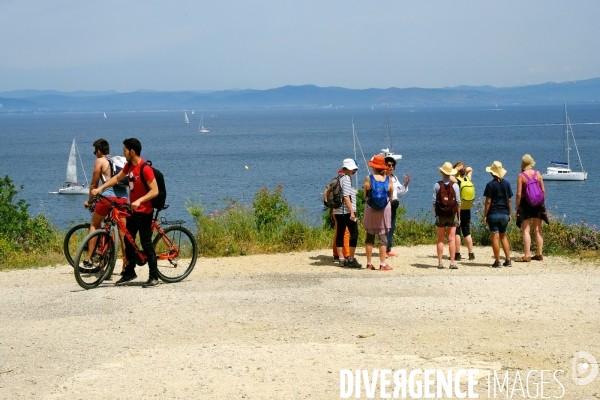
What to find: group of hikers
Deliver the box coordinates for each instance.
[327,153,547,270]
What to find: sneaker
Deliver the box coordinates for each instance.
[514,256,531,262]
[380,265,393,271]
[468,253,475,261]
[366,264,376,270]
[455,253,462,261]
[449,264,458,269]
[437,264,444,269]
[503,260,512,267]
[346,258,362,268]
[115,272,137,285]
[532,254,543,261]
[492,261,502,268]
[386,251,398,257]
[142,278,159,288]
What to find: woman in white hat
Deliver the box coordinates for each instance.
[514,154,545,262]
[483,161,513,268]
[433,162,461,270]
[333,159,362,268]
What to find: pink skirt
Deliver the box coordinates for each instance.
[363,202,392,235]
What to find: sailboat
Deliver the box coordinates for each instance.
[542,103,587,181]
[184,111,189,124]
[378,108,402,161]
[103,112,107,118]
[57,138,89,195]
[198,114,210,133]
[191,111,195,115]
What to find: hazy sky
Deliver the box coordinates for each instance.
[1,0,599,92]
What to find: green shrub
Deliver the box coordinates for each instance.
[253,184,291,232]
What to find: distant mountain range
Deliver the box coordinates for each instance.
[2,78,600,111]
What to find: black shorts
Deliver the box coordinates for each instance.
[518,199,543,220]
[458,209,471,237]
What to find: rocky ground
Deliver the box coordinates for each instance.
[0,246,599,399]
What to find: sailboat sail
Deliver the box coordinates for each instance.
[65,138,78,185]
[184,112,189,124]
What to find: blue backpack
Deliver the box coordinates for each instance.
[367,175,389,210]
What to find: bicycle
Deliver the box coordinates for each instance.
[73,195,198,290]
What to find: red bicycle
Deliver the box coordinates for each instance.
[73,195,198,289]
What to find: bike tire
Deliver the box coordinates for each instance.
[153,225,198,283]
[63,223,90,267]
[73,230,117,290]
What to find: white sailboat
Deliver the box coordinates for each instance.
[103,112,107,118]
[379,108,402,161]
[57,138,89,195]
[191,111,195,115]
[198,114,210,133]
[184,111,189,124]
[542,103,587,181]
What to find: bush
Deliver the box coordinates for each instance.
[253,184,291,232]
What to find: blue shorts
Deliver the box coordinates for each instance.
[487,213,509,234]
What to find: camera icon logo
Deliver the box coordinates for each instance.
[572,351,598,386]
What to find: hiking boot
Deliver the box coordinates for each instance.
[468,253,475,261]
[142,278,159,288]
[492,261,502,268]
[380,265,393,271]
[532,254,543,261]
[455,253,462,261]
[115,272,137,285]
[437,264,444,269]
[346,258,362,268]
[514,256,531,262]
[366,264,376,270]
[449,264,458,270]
[333,255,340,261]
[386,251,398,257]
[503,260,512,267]
[339,259,347,267]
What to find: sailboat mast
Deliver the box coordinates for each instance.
[75,140,89,185]
[564,103,571,168]
[385,107,394,152]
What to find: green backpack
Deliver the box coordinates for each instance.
[456,176,475,209]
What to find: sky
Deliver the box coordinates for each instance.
[1,0,599,92]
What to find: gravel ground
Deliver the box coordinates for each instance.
[0,246,599,399]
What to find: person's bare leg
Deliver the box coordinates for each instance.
[521,219,532,257]
[500,233,511,261]
[86,212,104,262]
[436,227,446,265]
[365,243,373,266]
[378,243,387,266]
[455,233,462,255]
[533,218,543,256]
[448,227,456,263]
[465,234,474,254]
[491,232,500,261]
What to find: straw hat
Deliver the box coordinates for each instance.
[486,161,507,178]
[368,155,388,170]
[341,158,358,171]
[521,154,535,171]
[438,162,457,176]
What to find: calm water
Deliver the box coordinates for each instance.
[1,105,598,229]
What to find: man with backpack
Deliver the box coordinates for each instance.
[330,159,361,268]
[433,162,461,270]
[450,161,475,261]
[92,138,160,287]
[83,138,129,274]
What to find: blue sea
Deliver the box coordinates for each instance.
[0,105,598,229]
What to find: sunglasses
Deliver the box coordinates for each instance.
[386,163,395,167]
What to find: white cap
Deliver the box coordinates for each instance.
[342,158,359,170]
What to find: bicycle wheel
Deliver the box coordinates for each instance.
[63,223,90,267]
[153,225,198,283]
[74,230,117,290]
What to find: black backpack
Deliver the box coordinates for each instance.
[323,174,344,209]
[139,161,167,210]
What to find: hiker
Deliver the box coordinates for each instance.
[363,155,394,271]
[449,161,475,261]
[383,156,410,257]
[433,162,461,269]
[332,168,351,263]
[483,161,513,268]
[83,139,128,274]
[333,159,361,268]
[515,154,547,262]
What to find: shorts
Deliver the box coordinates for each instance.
[94,197,128,217]
[487,213,509,234]
[458,209,471,237]
[365,232,388,246]
[435,214,459,228]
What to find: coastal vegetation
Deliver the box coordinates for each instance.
[1,177,598,271]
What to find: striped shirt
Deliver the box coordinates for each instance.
[334,174,356,215]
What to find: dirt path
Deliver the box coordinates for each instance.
[0,246,599,399]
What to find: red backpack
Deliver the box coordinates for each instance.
[435,181,459,218]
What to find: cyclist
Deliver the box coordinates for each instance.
[84,139,128,274]
[92,138,160,288]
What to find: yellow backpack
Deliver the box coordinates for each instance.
[456,176,475,210]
